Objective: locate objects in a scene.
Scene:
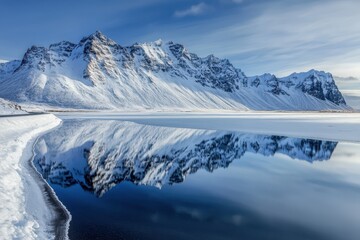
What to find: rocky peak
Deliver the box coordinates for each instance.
[15,45,51,72]
[49,41,76,56]
[285,70,346,105]
[248,74,287,95]
[78,31,122,84]
[166,42,245,92]
[127,42,171,73]
[79,31,117,47]
[80,33,116,56]
[168,42,188,60]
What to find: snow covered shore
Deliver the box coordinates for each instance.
[0,114,64,239]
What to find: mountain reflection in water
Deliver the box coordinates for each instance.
[34,119,337,197]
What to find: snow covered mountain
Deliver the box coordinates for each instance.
[0,97,25,114]
[34,120,337,196]
[0,31,349,111]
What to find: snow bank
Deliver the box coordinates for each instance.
[0,114,62,239]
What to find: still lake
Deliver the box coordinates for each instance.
[33,119,360,240]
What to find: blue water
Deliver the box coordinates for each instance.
[34,119,360,240]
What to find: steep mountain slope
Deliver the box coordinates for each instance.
[34,120,337,196]
[0,31,349,111]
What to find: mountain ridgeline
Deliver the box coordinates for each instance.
[0,31,349,111]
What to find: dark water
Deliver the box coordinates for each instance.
[34,119,360,240]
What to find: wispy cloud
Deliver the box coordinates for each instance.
[1,0,360,79]
[219,0,244,4]
[174,2,209,18]
[164,0,360,78]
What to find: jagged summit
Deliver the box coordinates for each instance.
[0,31,350,111]
[81,30,107,41]
[281,69,346,105]
[79,30,117,47]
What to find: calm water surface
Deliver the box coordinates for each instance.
[34,119,360,240]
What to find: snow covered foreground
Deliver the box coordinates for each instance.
[58,112,360,143]
[0,114,63,240]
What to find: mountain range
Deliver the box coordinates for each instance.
[0,31,350,111]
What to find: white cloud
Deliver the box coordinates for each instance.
[168,0,360,78]
[143,0,360,79]
[174,2,208,18]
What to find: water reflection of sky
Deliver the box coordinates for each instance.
[190,150,360,240]
[34,120,360,240]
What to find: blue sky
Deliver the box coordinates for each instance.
[0,0,359,77]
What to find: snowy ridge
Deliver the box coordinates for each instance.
[0,31,349,111]
[34,120,337,196]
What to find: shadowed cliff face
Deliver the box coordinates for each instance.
[33,120,337,197]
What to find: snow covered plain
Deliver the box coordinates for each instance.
[58,111,360,143]
[0,114,66,240]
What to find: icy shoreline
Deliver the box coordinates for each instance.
[0,114,67,239]
[28,135,71,240]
